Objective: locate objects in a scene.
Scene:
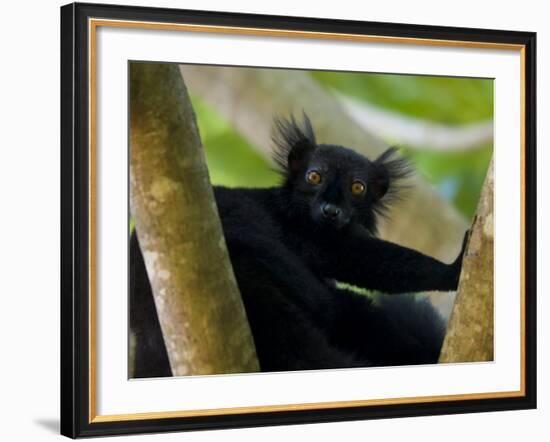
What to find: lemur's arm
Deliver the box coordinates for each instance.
[318,231,467,294]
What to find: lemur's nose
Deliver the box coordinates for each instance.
[322,203,341,219]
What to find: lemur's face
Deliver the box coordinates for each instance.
[293,145,375,230]
[272,114,411,234]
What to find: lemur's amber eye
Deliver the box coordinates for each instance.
[350,180,366,195]
[306,170,322,185]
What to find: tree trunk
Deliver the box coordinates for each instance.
[180,65,468,263]
[439,157,494,362]
[130,62,259,376]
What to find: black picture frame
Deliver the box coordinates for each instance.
[61,2,537,438]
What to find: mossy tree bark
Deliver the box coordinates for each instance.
[130,62,259,375]
[439,157,494,362]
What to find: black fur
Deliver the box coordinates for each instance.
[130,114,466,377]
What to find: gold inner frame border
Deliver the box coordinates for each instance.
[87,17,527,423]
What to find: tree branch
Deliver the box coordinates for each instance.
[339,95,493,152]
[130,62,259,375]
[439,157,494,362]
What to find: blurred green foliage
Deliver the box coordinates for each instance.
[190,70,493,220]
[192,99,279,189]
[311,71,493,124]
[407,144,493,217]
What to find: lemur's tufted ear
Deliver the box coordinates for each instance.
[369,147,413,201]
[272,113,317,175]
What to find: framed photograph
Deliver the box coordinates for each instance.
[60,2,536,438]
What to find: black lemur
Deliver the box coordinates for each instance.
[130,114,467,377]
